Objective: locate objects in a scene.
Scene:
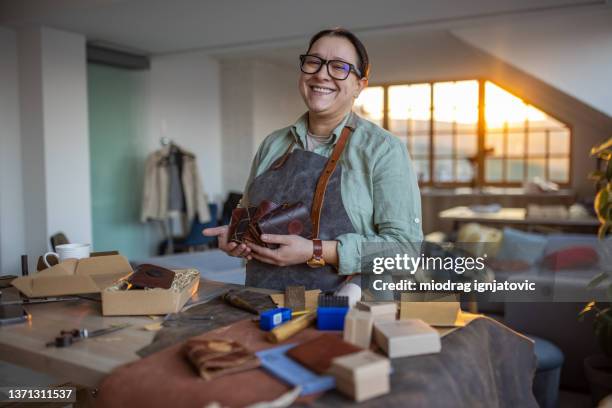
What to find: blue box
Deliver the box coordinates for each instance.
[316,306,349,331]
[260,307,292,331]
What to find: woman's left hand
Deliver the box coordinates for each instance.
[246,234,313,266]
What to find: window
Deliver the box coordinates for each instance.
[354,80,571,186]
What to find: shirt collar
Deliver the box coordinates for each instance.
[291,111,357,147]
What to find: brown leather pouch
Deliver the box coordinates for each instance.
[253,202,313,249]
[183,339,260,381]
[228,206,258,244]
[287,333,362,374]
[129,264,175,289]
[228,201,311,249]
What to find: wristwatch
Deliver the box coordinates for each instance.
[306,239,326,268]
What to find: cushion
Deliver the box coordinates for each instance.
[544,233,600,256]
[456,223,503,258]
[495,228,548,265]
[528,336,564,371]
[542,246,599,271]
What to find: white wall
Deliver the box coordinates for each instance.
[252,60,305,150]
[41,27,92,245]
[148,51,223,205]
[0,26,25,275]
[18,26,91,271]
[364,31,489,84]
[220,58,305,197]
[452,8,612,117]
[220,59,254,195]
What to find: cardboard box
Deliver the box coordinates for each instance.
[101,269,200,316]
[400,293,461,327]
[373,319,441,358]
[12,255,132,298]
[329,350,390,402]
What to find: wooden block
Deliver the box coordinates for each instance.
[270,289,320,311]
[400,293,460,326]
[373,319,441,358]
[356,301,396,321]
[343,309,374,349]
[329,350,390,402]
[285,286,306,312]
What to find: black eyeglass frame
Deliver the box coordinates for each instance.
[299,54,363,80]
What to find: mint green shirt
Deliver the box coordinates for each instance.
[242,111,423,275]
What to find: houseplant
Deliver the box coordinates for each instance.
[579,136,612,404]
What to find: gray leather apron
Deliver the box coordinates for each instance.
[245,129,356,291]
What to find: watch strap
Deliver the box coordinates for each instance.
[312,239,323,260]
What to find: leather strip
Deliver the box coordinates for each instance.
[311,126,353,238]
[271,141,296,170]
[312,239,323,259]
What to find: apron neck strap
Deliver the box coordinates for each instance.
[270,140,296,170]
[311,125,353,239]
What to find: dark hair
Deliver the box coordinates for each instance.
[306,28,370,79]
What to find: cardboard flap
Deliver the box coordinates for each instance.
[91,272,130,290]
[31,274,100,295]
[10,276,34,298]
[36,259,78,276]
[75,255,132,276]
[11,254,133,298]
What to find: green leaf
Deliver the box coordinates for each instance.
[588,272,610,289]
[598,223,610,240]
[595,189,610,221]
[579,301,596,317]
[591,137,612,156]
[589,170,606,181]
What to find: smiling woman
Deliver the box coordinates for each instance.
[204,28,423,291]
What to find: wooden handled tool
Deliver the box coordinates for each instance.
[267,311,316,343]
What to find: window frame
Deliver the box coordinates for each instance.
[365,77,573,188]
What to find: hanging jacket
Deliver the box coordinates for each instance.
[141,145,211,223]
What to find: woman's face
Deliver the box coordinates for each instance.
[299,36,367,120]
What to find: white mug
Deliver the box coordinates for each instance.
[43,243,91,268]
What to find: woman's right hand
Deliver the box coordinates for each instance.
[202,226,252,259]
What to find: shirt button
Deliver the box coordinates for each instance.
[414,218,420,224]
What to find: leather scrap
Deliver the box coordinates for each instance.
[183,339,260,381]
[137,290,275,357]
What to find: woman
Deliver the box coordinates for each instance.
[204,28,423,291]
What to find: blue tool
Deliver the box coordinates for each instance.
[256,344,335,395]
[316,306,349,331]
[259,307,292,331]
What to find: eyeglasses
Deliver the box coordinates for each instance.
[299,54,362,80]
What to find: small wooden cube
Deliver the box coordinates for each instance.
[343,308,374,349]
[356,301,396,321]
[329,350,390,402]
[373,319,441,358]
[285,286,306,312]
[400,293,460,326]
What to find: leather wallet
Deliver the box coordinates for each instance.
[183,339,260,381]
[287,333,363,374]
[228,201,312,249]
[228,206,258,245]
[128,264,175,289]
